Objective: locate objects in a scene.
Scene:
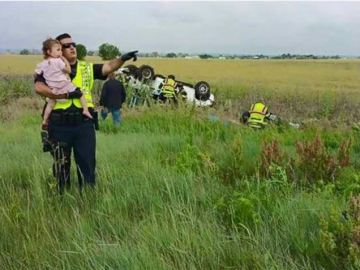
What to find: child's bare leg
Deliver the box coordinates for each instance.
[42,99,55,129]
[80,95,93,119]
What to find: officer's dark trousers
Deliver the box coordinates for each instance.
[49,120,96,192]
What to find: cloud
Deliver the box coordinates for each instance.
[0,1,359,55]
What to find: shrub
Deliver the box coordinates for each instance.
[175,143,203,173]
[319,195,360,268]
[338,138,352,168]
[0,75,34,104]
[216,136,243,185]
[215,191,260,231]
[295,134,351,185]
[260,139,286,178]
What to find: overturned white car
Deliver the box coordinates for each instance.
[115,65,215,107]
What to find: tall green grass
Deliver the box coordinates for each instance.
[0,101,360,269]
[1,59,360,268]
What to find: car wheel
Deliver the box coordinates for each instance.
[194,81,211,101]
[138,65,155,81]
[124,64,139,77]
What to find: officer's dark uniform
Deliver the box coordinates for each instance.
[35,62,106,192]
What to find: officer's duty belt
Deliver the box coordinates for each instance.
[49,110,90,126]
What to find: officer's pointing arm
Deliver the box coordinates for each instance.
[101,51,138,77]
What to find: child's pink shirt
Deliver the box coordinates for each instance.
[35,58,76,94]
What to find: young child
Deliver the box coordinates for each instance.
[35,38,92,130]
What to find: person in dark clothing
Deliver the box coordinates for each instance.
[34,33,138,193]
[99,72,126,126]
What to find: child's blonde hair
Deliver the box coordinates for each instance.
[42,38,61,59]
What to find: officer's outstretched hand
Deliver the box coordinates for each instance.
[67,88,83,99]
[120,50,138,62]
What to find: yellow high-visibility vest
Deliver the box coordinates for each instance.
[53,61,95,110]
[248,102,269,129]
[162,78,176,97]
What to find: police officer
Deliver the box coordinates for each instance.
[159,75,177,103]
[34,33,137,193]
[242,101,271,129]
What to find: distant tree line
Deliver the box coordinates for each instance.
[16,43,120,60]
[269,53,341,60]
[20,49,30,55]
[13,46,353,60]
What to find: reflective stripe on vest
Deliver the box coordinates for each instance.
[162,78,176,97]
[248,118,268,129]
[248,102,268,128]
[53,61,95,110]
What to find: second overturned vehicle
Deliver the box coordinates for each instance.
[115,64,215,107]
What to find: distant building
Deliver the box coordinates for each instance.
[185,55,200,59]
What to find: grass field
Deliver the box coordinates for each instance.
[2,55,359,96]
[1,56,360,269]
[1,55,360,122]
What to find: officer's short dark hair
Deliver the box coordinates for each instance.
[168,75,175,80]
[56,33,72,42]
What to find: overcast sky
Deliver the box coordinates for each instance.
[1,1,359,55]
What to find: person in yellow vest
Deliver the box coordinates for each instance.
[34,33,138,193]
[159,75,177,103]
[242,101,272,129]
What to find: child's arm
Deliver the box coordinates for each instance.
[60,56,71,74]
